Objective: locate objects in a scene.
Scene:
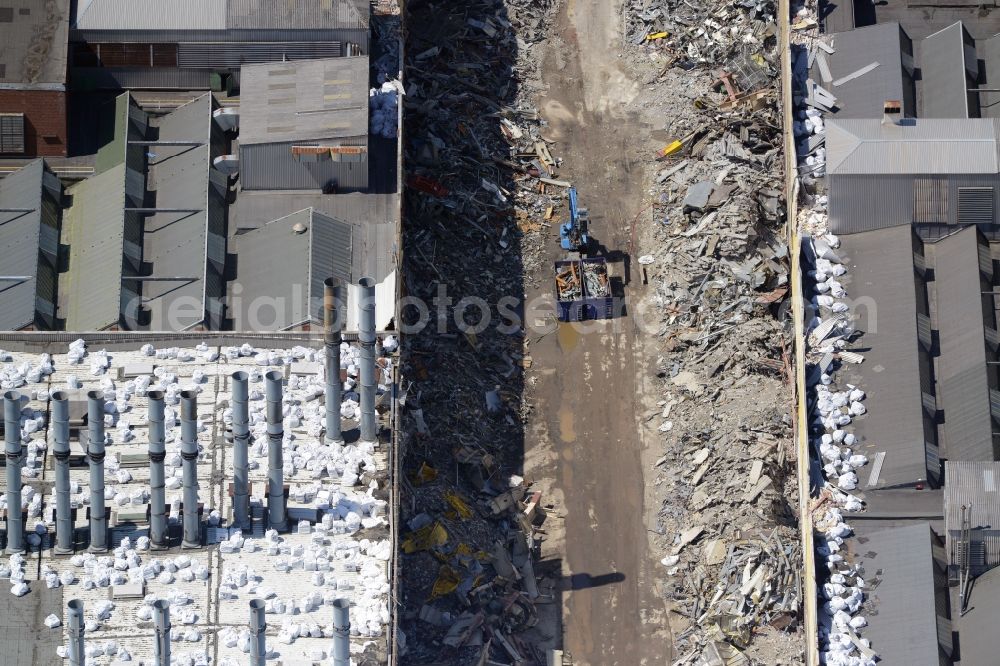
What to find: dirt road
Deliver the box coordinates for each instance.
[525,0,675,662]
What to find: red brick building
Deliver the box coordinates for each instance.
[0,0,70,158]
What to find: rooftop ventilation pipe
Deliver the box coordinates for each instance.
[180,391,201,548]
[264,372,287,531]
[87,391,107,553]
[358,277,377,443]
[51,391,73,554]
[325,278,345,444]
[4,391,23,554]
[67,599,85,666]
[332,598,351,666]
[231,372,250,529]
[153,599,171,666]
[148,390,167,549]
[249,598,267,666]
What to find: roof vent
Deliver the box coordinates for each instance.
[292,222,308,235]
[882,100,902,126]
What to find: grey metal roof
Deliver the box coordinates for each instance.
[932,227,995,463]
[73,0,366,32]
[826,118,1000,175]
[226,0,367,30]
[0,0,70,87]
[944,461,1000,581]
[979,34,1000,120]
[920,21,974,119]
[837,226,931,488]
[229,208,353,330]
[953,553,1000,664]
[0,159,44,330]
[140,94,215,331]
[813,22,912,119]
[239,57,369,145]
[61,163,127,330]
[73,0,228,30]
[854,523,943,666]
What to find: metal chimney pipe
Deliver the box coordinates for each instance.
[249,598,267,666]
[324,278,345,444]
[180,391,200,548]
[153,599,171,665]
[51,391,73,554]
[86,390,107,553]
[358,277,377,443]
[4,391,23,554]
[231,372,250,529]
[264,372,287,531]
[332,598,351,666]
[67,599,85,666]
[147,390,167,548]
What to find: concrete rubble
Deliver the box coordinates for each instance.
[622,0,805,663]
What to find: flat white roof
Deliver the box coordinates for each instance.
[0,339,394,664]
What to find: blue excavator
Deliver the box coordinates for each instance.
[560,187,592,253]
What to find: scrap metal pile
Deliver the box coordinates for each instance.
[398,0,560,662]
[621,0,804,663]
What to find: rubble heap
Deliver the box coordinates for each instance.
[398,0,561,662]
[621,0,805,663]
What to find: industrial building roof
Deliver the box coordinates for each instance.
[240,57,369,146]
[826,118,1000,175]
[139,94,223,332]
[944,461,1000,540]
[920,22,976,119]
[0,338,394,663]
[72,0,368,31]
[0,0,70,87]
[855,522,945,665]
[812,22,913,119]
[60,163,127,330]
[932,227,996,463]
[61,93,223,331]
[953,558,1000,665]
[0,160,46,330]
[837,225,930,489]
[230,208,353,330]
[978,34,1000,120]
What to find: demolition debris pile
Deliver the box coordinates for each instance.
[623,0,805,662]
[398,0,562,661]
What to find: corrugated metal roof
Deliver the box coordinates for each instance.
[229,207,353,330]
[227,0,367,30]
[73,0,228,30]
[74,0,366,33]
[813,22,912,119]
[837,226,931,488]
[953,556,1000,663]
[239,142,369,191]
[0,160,44,330]
[944,461,1000,578]
[920,21,974,119]
[855,523,943,666]
[239,56,369,145]
[61,163,127,330]
[932,227,995,463]
[826,118,1000,175]
[979,35,1000,120]
[0,0,69,86]
[140,94,214,331]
